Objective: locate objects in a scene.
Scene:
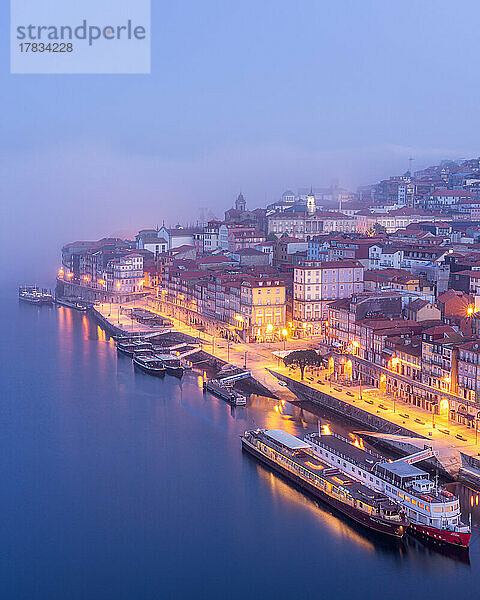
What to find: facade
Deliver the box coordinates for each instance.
[140,237,168,256]
[403,300,441,322]
[107,254,144,293]
[293,260,364,332]
[218,224,265,251]
[458,341,480,403]
[158,226,201,250]
[355,208,441,234]
[240,277,287,342]
[274,237,308,264]
[267,211,356,238]
[203,221,222,252]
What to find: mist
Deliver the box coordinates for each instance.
[2,0,480,285]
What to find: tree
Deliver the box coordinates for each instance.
[283,349,323,380]
[265,232,278,242]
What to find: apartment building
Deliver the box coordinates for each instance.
[293,260,364,333]
[240,277,287,342]
[107,254,144,293]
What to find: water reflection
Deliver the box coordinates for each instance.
[252,457,378,554]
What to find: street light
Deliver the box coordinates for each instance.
[282,328,288,350]
[266,323,274,342]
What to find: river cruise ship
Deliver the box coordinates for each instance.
[242,429,408,539]
[306,432,471,548]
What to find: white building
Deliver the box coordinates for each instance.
[355,208,440,234]
[268,211,356,238]
[108,254,144,293]
[139,237,168,256]
[203,221,222,252]
[158,226,199,250]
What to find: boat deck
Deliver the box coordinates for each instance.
[308,433,383,471]
[253,431,396,508]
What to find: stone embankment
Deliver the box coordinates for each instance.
[271,370,480,487]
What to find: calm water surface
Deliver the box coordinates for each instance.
[2,290,480,599]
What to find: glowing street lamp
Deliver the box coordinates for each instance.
[282,327,288,350]
[467,306,474,316]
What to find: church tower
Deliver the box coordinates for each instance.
[236,193,246,212]
[306,188,316,215]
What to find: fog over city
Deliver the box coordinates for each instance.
[2,0,479,283]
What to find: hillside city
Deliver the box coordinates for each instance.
[58,156,480,435]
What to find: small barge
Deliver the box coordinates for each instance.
[204,379,247,406]
[55,297,93,311]
[133,354,166,376]
[242,429,408,539]
[155,354,184,377]
[117,340,153,357]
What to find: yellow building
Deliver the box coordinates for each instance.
[240,277,287,342]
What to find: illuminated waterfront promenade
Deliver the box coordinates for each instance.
[93,297,480,466]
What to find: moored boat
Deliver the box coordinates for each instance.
[155,354,184,377]
[133,354,166,376]
[242,429,408,539]
[117,341,153,357]
[306,432,471,548]
[19,285,53,304]
[55,297,93,311]
[203,379,247,406]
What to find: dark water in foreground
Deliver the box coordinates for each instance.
[2,292,480,599]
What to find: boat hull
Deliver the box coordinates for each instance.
[409,522,470,548]
[55,299,88,311]
[242,438,406,540]
[117,346,135,357]
[165,366,184,377]
[117,346,151,357]
[133,361,165,377]
[19,296,43,304]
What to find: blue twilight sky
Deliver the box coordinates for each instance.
[1,0,480,283]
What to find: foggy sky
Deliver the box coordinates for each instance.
[2,0,480,284]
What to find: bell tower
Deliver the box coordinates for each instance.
[236,193,246,212]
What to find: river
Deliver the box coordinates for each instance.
[2,291,480,599]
